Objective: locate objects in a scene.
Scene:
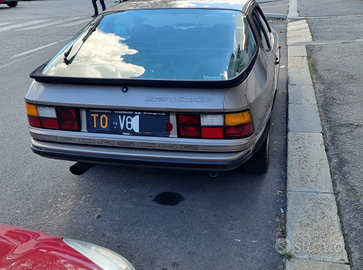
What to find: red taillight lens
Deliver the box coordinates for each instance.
[177,114,200,125]
[27,115,41,127]
[57,108,79,131]
[56,108,77,119]
[59,120,79,131]
[225,123,254,138]
[178,126,201,138]
[40,118,59,129]
[177,114,201,138]
[201,127,223,138]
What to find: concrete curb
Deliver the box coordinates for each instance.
[285,2,351,269]
[264,13,287,20]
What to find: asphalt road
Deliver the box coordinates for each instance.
[301,0,363,268]
[0,0,288,269]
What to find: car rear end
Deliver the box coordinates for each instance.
[25,3,269,172]
[26,82,258,170]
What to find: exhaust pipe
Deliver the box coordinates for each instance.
[69,162,94,175]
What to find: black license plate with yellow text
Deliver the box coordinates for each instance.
[86,109,171,137]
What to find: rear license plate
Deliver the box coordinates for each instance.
[87,109,170,137]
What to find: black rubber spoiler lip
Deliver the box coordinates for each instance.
[29,53,257,89]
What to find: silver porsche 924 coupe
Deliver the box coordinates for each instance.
[25,0,280,175]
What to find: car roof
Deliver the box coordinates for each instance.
[108,0,255,14]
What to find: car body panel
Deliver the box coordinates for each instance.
[25,82,228,113]
[0,0,18,6]
[0,224,102,270]
[25,0,280,172]
[0,0,18,4]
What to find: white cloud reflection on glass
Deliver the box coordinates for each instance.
[45,29,145,79]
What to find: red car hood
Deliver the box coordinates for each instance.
[0,224,101,270]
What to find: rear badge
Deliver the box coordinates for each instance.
[121,86,128,93]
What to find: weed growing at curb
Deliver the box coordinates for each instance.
[330,123,363,128]
[354,193,362,200]
[275,185,287,265]
[307,55,319,83]
[285,252,294,259]
[324,142,330,151]
[307,19,314,41]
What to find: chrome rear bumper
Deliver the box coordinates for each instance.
[31,139,253,171]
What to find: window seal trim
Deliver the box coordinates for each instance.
[250,8,271,52]
[29,51,258,89]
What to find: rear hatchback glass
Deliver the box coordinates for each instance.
[43,9,257,81]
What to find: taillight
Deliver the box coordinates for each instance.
[201,127,223,138]
[56,107,77,119]
[225,123,254,138]
[178,126,201,138]
[40,118,59,129]
[177,114,201,138]
[177,114,200,125]
[177,111,254,139]
[26,103,80,131]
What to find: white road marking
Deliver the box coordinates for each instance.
[0,22,11,26]
[11,42,59,58]
[57,18,92,27]
[0,19,51,32]
[18,17,86,31]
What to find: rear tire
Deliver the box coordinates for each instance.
[241,124,270,175]
[8,2,18,8]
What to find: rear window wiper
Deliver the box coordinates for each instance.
[64,15,103,65]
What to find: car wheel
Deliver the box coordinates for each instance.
[241,122,270,174]
[8,2,18,7]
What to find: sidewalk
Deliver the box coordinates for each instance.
[286,0,363,270]
[285,0,354,269]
